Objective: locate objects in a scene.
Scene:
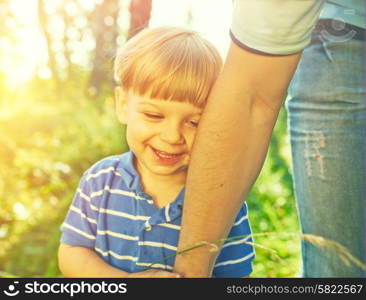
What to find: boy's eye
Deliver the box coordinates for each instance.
[188,120,199,127]
[143,113,163,119]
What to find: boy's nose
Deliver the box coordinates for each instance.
[160,123,184,144]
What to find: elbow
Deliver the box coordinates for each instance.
[57,244,68,277]
[249,95,282,129]
[58,243,75,277]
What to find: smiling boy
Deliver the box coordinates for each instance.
[58,27,255,278]
[115,91,202,209]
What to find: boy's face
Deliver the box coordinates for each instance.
[115,88,202,181]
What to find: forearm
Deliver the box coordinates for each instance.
[174,42,301,277]
[58,243,129,278]
[174,87,276,277]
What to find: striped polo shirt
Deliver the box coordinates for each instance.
[60,151,255,277]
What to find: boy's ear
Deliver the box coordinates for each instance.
[115,87,128,124]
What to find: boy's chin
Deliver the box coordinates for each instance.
[150,165,188,177]
[154,168,187,177]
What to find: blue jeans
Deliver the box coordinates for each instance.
[286,22,365,277]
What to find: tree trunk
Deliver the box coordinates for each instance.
[127,0,152,40]
[88,0,119,97]
[38,0,60,85]
[62,6,72,79]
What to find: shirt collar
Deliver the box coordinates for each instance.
[117,150,184,211]
[116,151,143,192]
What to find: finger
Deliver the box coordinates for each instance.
[154,271,181,278]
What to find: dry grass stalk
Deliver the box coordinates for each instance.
[245,232,366,271]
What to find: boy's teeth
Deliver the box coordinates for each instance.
[155,149,180,158]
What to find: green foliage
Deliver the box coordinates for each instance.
[0,74,300,277]
[247,108,300,277]
[0,75,128,277]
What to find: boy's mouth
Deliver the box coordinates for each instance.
[150,147,185,164]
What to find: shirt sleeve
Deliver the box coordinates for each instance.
[60,172,99,248]
[213,203,255,278]
[230,0,326,55]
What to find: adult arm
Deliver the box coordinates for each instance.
[173,42,301,277]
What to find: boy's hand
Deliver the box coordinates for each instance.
[129,269,181,278]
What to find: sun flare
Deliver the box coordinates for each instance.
[0,0,43,87]
[0,0,231,89]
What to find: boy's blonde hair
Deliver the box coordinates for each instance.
[114,26,222,108]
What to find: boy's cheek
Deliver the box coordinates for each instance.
[186,132,197,151]
[126,126,150,147]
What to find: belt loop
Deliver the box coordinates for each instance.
[319,35,334,62]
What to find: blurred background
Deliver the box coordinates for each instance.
[0,0,300,277]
